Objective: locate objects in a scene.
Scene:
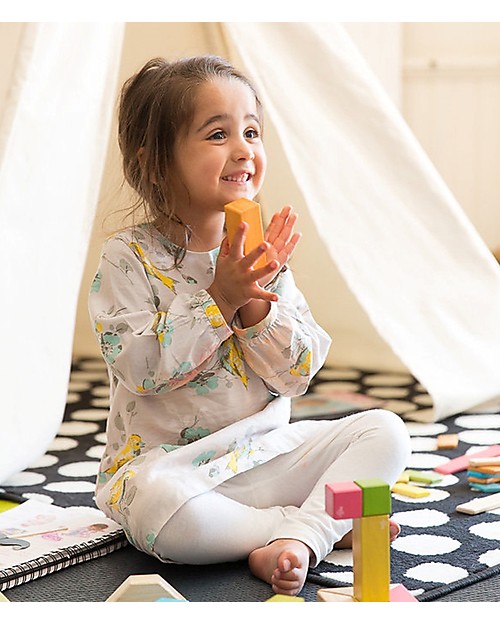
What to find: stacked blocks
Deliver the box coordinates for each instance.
[324,479,392,602]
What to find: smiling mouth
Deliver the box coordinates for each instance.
[222,173,252,183]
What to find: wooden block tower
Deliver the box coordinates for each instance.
[224,198,266,269]
[322,478,395,602]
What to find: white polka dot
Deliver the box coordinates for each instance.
[86,445,105,459]
[413,394,433,406]
[407,452,450,469]
[1,471,46,487]
[94,432,107,444]
[392,534,460,556]
[58,461,100,478]
[364,373,414,386]
[430,474,459,488]
[66,392,81,404]
[319,571,353,585]
[58,421,100,436]
[323,550,353,567]
[487,507,500,516]
[405,562,468,584]
[19,493,54,504]
[391,509,450,528]
[380,400,417,414]
[458,430,500,445]
[455,414,500,429]
[47,437,79,451]
[91,386,110,398]
[28,454,59,469]
[90,397,110,408]
[405,423,447,436]
[404,408,437,422]
[392,488,450,504]
[70,409,108,422]
[44,481,96,493]
[410,437,438,452]
[469,520,500,541]
[71,370,108,382]
[314,381,361,394]
[479,549,500,566]
[366,387,409,399]
[316,368,360,381]
[67,381,91,392]
[79,360,107,371]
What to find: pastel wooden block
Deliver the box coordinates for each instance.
[354,478,391,516]
[437,433,459,449]
[317,584,417,603]
[406,469,442,484]
[391,483,430,498]
[266,594,305,602]
[224,198,266,269]
[435,444,500,474]
[352,514,390,602]
[389,584,418,602]
[396,471,410,483]
[106,574,187,602]
[325,482,362,519]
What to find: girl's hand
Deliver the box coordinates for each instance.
[207,222,280,323]
[259,206,301,286]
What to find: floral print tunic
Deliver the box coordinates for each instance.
[88,224,331,557]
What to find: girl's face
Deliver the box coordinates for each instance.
[172,77,266,223]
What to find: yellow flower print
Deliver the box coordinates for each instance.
[290,347,312,377]
[220,336,248,388]
[108,469,136,511]
[129,242,178,293]
[105,434,144,476]
[204,304,225,329]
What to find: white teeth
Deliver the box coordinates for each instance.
[223,174,250,182]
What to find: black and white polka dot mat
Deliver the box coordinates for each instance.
[1,359,500,601]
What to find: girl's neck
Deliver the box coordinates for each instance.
[155,212,225,252]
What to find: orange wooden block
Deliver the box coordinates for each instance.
[224,198,266,269]
[437,433,459,449]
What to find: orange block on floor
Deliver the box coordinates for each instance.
[224,198,266,269]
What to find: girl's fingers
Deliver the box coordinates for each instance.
[240,241,272,271]
[265,206,292,245]
[227,221,249,260]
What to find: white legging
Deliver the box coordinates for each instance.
[155,409,411,568]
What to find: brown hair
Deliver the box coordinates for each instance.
[117,55,262,259]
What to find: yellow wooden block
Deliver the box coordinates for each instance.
[353,514,390,602]
[266,594,304,602]
[391,483,430,498]
[397,471,410,483]
[224,198,266,269]
[0,591,9,602]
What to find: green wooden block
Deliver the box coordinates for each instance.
[354,478,391,516]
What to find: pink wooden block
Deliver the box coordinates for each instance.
[325,482,362,519]
[389,584,418,602]
[434,444,500,475]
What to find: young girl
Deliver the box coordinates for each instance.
[89,55,411,597]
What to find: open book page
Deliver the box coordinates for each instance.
[0,499,122,569]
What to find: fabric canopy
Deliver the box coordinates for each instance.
[0,23,124,483]
[224,22,500,421]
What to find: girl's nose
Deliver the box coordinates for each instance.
[232,139,254,161]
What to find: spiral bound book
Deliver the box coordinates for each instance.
[0,499,127,591]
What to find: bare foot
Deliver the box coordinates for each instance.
[335,519,401,549]
[248,539,312,596]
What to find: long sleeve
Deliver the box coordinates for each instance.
[232,269,332,397]
[88,235,233,396]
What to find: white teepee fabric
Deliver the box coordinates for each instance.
[225,22,500,421]
[0,23,124,482]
